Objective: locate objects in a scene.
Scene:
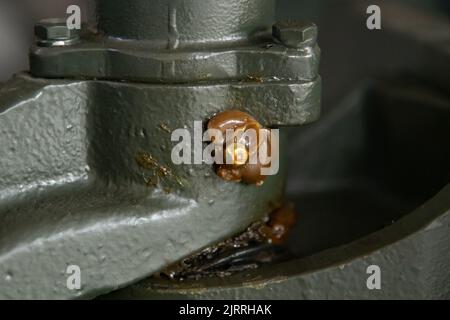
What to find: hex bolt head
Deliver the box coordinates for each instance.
[34,18,80,47]
[272,21,318,48]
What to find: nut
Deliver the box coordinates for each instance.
[272,21,318,48]
[34,18,80,47]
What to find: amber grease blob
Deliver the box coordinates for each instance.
[259,203,297,245]
[207,110,273,186]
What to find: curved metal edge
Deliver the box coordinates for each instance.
[29,38,320,84]
[103,184,450,299]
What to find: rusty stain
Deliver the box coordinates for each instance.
[159,123,172,133]
[142,173,158,187]
[136,152,159,169]
[136,152,184,188]
[245,74,264,83]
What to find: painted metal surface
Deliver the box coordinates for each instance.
[0,0,320,298]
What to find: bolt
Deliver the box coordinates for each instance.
[34,18,80,47]
[272,21,318,49]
